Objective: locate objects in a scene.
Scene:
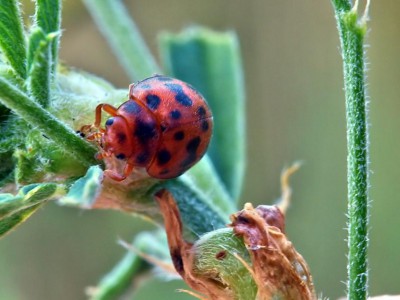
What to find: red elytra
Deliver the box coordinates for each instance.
[84,75,213,181]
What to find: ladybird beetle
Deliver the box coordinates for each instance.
[83,75,213,181]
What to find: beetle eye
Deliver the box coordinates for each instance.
[105,118,114,126]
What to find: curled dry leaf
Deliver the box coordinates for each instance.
[230,203,316,300]
[155,185,316,300]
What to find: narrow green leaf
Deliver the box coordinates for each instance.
[35,0,61,73]
[0,153,14,186]
[14,129,88,184]
[0,0,27,78]
[0,183,58,218]
[0,204,41,238]
[0,77,97,167]
[0,116,27,185]
[27,27,46,73]
[28,31,56,107]
[0,183,65,237]
[159,27,246,202]
[83,0,160,81]
[58,165,103,208]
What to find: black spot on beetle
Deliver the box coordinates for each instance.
[186,136,201,153]
[201,120,209,132]
[176,92,193,107]
[134,120,157,144]
[116,153,126,160]
[117,132,126,144]
[197,106,206,116]
[146,94,161,110]
[136,152,149,164]
[123,101,141,114]
[171,249,184,273]
[157,149,171,165]
[170,109,181,120]
[105,118,114,126]
[160,125,167,132]
[165,83,193,107]
[174,131,185,141]
[179,136,202,169]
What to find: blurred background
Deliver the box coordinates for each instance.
[1,0,399,299]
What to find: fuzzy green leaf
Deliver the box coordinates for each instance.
[0,151,14,185]
[35,0,61,73]
[159,27,246,202]
[14,129,88,184]
[0,204,41,238]
[58,165,103,208]
[28,30,55,107]
[0,77,97,167]
[0,0,27,79]
[0,116,27,185]
[83,0,160,81]
[0,183,64,237]
[27,27,46,73]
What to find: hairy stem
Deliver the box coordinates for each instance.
[331,1,370,299]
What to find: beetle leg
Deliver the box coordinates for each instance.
[122,162,135,179]
[94,103,118,127]
[103,170,126,182]
[103,162,134,182]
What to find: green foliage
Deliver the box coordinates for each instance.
[0,0,249,299]
[0,0,27,79]
[83,0,160,80]
[34,0,61,73]
[0,77,97,166]
[0,183,64,237]
[27,30,56,107]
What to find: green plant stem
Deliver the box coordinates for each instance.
[331,1,369,299]
[0,78,97,166]
[83,0,160,81]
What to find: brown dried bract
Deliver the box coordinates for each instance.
[155,189,232,300]
[230,203,316,300]
[156,187,316,300]
[155,162,315,299]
